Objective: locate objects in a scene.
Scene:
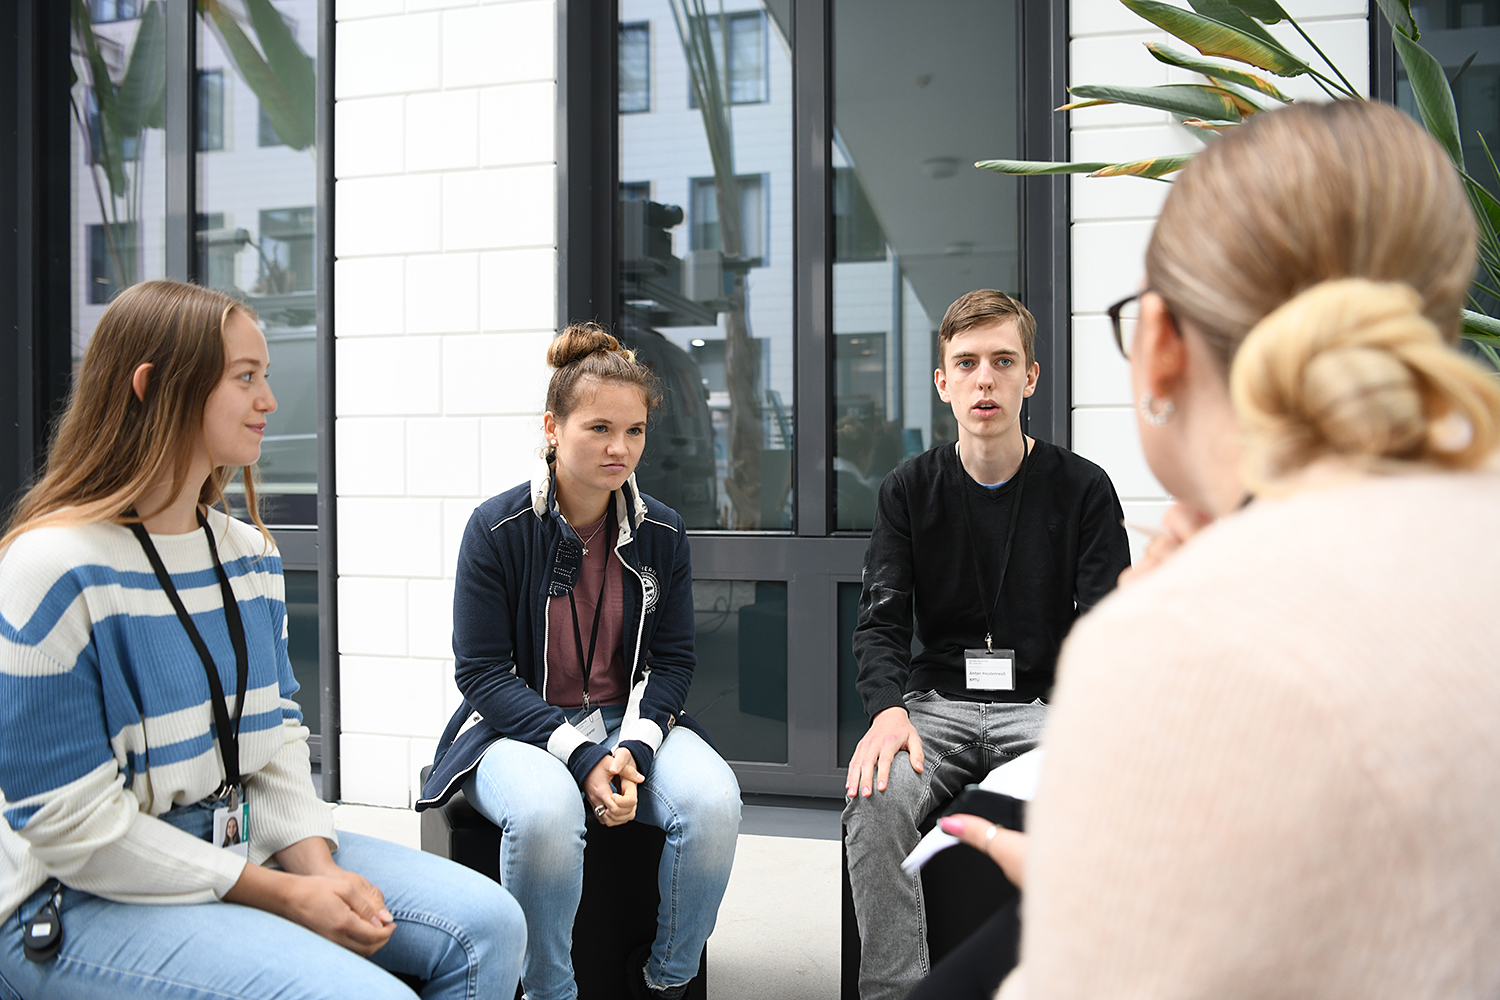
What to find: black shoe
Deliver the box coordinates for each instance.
[625,943,689,1000]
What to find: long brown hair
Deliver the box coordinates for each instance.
[1146,100,1500,485]
[1,280,271,550]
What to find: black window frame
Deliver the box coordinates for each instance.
[1,0,340,795]
[558,0,1070,796]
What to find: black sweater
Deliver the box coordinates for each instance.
[853,439,1131,716]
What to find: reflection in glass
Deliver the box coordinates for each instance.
[618,1,793,530]
[284,569,320,735]
[683,580,787,763]
[70,0,168,362]
[831,0,1021,530]
[197,0,319,525]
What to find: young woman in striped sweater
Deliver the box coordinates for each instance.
[0,280,525,1000]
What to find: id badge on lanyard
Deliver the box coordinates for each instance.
[130,511,251,853]
[959,440,1031,695]
[213,788,250,858]
[965,648,1017,691]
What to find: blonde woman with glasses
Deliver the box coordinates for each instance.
[948,100,1500,999]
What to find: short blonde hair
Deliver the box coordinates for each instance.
[1147,101,1500,485]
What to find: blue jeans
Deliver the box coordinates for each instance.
[842,691,1047,1000]
[0,801,525,1000]
[466,704,741,1000]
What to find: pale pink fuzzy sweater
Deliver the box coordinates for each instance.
[999,467,1500,1000]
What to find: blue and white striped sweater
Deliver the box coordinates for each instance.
[0,508,335,920]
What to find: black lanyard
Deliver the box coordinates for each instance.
[567,508,612,711]
[958,438,1032,653]
[128,509,249,794]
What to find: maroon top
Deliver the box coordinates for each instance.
[545,514,630,709]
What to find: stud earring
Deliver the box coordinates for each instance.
[1138,392,1175,426]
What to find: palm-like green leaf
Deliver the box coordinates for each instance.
[1091,153,1197,178]
[1145,42,1292,101]
[1122,0,1309,76]
[1375,0,1419,38]
[1067,83,1245,121]
[1391,30,1464,169]
[243,0,315,148]
[199,0,315,150]
[70,0,127,197]
[1223,0,1290,23]
[114,1,166,135]
[1462,309,1500,345]
[975,159,1114,175]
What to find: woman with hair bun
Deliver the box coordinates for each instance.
[0,280,524,1000]
[947,100,1500,999]
[419,323,741,1000]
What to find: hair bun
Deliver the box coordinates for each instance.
[1231,278,1500,485]
[547,322,629,369]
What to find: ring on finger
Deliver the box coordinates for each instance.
[985,824,999,843]
[594,803,607,818]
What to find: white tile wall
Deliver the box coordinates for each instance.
[1066,0,1370,518]
[334,0,560,807]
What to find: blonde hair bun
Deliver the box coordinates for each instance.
[547,322,633,369]
[1231,279,1500,487]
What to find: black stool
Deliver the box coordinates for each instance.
[840,821,1018,1000]
[417,766,707,1000]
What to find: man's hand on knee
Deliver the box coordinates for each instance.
[846,706,925,798]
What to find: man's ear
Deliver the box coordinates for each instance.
[1136,293,1187,398]
[1022,362,1040,398]
[131,363,153,403]
[933,366,950,403]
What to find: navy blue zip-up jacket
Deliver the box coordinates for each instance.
[417,461,702,811]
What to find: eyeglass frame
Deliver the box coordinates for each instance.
[1105,289,1177,360]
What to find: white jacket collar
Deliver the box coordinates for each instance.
[530,456,648,534]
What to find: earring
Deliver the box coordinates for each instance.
[1138,392,1175,426]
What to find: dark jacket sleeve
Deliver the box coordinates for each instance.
[1074,471,1131,615]
[450,508,590,764]
[851,470,916,720]
[615,512,696,780]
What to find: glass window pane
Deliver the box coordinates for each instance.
[284,569,320,735]
[198,3,319,526]
[620,22,651,113]
[728,13,766,104]
[71,1,167,362]
[619,1,793,531]
[684,580,787,763]
[832,0,1021,531]
[197,69,224,151]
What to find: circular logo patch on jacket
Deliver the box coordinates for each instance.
[640,565,660,613]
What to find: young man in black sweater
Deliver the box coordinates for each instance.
[842,290,1130,1000]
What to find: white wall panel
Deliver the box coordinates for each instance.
[334,1,560,806]
[406,90,481,173]
[334,256,406,336]
[406,417,482,496]
[406,253,481,334]
[335,14,441,99]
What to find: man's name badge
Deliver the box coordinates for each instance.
[213,800,250,857]
[965,648,1016,692]
[574,708,608,744]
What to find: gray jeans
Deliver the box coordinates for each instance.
[842,690,1047,1000]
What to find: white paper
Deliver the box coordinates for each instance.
[574,708,608,744]
[899,748,1044,875]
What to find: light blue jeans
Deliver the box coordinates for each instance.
[0,801,525,1000]
[465,704,741,1000]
